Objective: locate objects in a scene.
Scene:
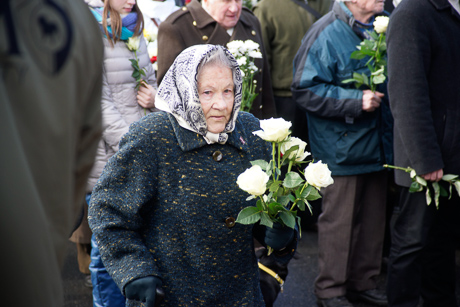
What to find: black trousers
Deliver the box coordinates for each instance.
[387,186,460,307]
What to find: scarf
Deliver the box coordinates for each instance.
[155,45,242,144]
[90,8,138,40]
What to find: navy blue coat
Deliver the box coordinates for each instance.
[89,111,277,306]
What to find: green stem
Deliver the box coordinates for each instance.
[287,160,293,173]
[272,142,277,181]
[383,164,411,172]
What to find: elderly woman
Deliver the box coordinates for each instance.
[156,0,277,120]
[88,44,296,306]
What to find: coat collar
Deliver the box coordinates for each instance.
[168,113,251,153]
[429,0,460,19]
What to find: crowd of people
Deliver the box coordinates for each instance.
[2,0,459,306]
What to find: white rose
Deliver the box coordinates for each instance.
[304,161,334,189]
[281,137,311,161]
[373,16,390,34]
[237,165,269,196]
[253,118,292,142]
[126,36,141,51]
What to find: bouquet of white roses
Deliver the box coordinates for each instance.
[236,118,334,243]
[384,164,460,209]
[342,16,390,92]
[227,40,262,113]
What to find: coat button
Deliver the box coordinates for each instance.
[225,217,236,228]
[193,21,197,26]
[251,30,256,36]
[202,35,209,41]
[182,6,187,10]
[212,151,223,162]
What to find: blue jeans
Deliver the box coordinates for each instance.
[86,193,125,307]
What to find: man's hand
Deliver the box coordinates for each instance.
[362,90,384,112]
[421,169,444,182]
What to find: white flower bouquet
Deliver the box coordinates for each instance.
[227,40,262,113]
[236,118,334,243]
[342,16,390,92]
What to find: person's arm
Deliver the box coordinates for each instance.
[387,9,444,175]
[100,69,130,152]
[88,117,161,294]
[157,20,187,85]
[291,36,363,120]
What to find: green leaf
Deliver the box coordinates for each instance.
[279,211,296,229]
[129,59,137,65]
[296,199,306,211]
[250,159,270,171]
[305,186,322,201]
[256,200,264,211]
[415,176,427,187]
[426,188,432,206]
[442,174,459,181]
[350,50,367,60]
[433,182,440,209]
[283,172,304,188]
[132,71,140,79]
[288,194,296,203]
[269,181,281,193]
[439,184,448,198]
[260,211,273,228]
[282,145,299,162]
[268,202,282,216]
[453,181,460,197]
[296,216,302,238]
[236,206,261,224]
[372,73,386,84]
[277,195,291,207]
[409,181,423,193]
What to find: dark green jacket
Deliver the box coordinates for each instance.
[253,0,332,97]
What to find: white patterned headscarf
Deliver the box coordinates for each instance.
[155,44,243,144]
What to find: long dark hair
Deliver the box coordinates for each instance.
[102,0,144,46]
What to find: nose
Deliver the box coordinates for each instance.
[212,94,228,110]
[127,0,136,4]
[228,0,238,13]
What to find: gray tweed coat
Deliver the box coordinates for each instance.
[89,111,277,306]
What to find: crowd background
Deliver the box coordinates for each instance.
[2,0,459,306]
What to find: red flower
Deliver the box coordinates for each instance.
[150,56,157,64]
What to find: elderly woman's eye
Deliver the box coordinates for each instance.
[224,89,233,94]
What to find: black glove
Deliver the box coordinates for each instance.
[125,276,164,307]
[264,223,295,250]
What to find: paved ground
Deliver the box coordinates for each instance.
[62,227,460,307]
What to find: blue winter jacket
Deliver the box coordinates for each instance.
[291,1,393,176]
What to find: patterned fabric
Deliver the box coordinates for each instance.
[155,44,243,144]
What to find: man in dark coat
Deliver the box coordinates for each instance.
[157,0,277,119]
[386,0,460,306]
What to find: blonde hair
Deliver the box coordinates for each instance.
[102,0,144,46]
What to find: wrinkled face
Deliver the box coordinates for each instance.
[203,0,242,30]
[197,64,234,134]
[353,0,385,16]
[109,0,136,15]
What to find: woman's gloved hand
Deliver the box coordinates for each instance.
[264,223,295,250]
[125,276,163,307]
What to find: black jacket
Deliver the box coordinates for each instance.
[387,0,460,186]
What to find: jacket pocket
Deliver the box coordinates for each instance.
[334,120,381,166]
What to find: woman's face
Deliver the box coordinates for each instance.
[197,64,234,134]
[109,0,136,15]
[202,0,242,30]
